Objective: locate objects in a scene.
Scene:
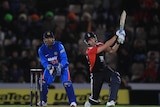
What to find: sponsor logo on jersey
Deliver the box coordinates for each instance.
[48,56,58,61]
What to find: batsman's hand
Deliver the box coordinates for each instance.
[116,30,126,44]
[47,64,56,76]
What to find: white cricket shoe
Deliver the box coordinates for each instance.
[37,101,47,106]
[84,101,91,107]
[70,102,77,107]
[106,100,115,107]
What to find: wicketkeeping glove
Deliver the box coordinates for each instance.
[116,30,126,44]
[54,63,62,76]
[47,64,56,76]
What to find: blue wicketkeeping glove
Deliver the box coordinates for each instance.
[116,30,126,44]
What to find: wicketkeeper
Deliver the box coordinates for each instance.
[37,31,77,107]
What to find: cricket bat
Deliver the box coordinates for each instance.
[119,10,126,31]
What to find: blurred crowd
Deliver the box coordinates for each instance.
[0,0,160,86]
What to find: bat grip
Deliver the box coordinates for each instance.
[119,26,123,33]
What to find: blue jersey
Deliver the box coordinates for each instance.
[38,41,69,69]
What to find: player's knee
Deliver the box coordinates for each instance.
[38,79,47,89]
[63,81,72,87]
[42,79,46,84]
[41,80,48,87]
[38,78,46,84]
[89,97,100,105]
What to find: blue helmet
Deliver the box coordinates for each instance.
[43,31,54,39]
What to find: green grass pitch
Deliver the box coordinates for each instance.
[0,105,159,107]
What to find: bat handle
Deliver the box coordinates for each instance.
[119,26,123,33]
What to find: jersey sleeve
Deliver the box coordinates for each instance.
[88,46,98,54]
[38,47,48,69]
[87,46,98,72]
[58,43,69,68]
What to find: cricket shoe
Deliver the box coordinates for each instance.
[37,101,47,106]
[70,102,77,107]
[84,101,91,107]
[106,100,115,107]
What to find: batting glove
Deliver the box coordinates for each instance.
[116,30,126,44]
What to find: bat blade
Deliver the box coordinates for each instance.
[120,10,126,31]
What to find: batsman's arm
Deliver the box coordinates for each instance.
[97,35,117,53]
[98,29,126,53]
[107,42,120,53]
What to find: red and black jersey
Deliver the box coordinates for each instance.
[86,42,106,73]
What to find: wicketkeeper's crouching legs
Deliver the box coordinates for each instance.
[63,81,77,106]
[41,81,48,102]
[37,69,77,107]
[39,80,77,106]
[37,71,55,106]
[37,79,48,106]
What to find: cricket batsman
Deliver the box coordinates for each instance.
[84,29,126,107]
[37,31,77,107]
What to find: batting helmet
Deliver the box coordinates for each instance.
[84,32,97,43]
[43,31,54,39]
